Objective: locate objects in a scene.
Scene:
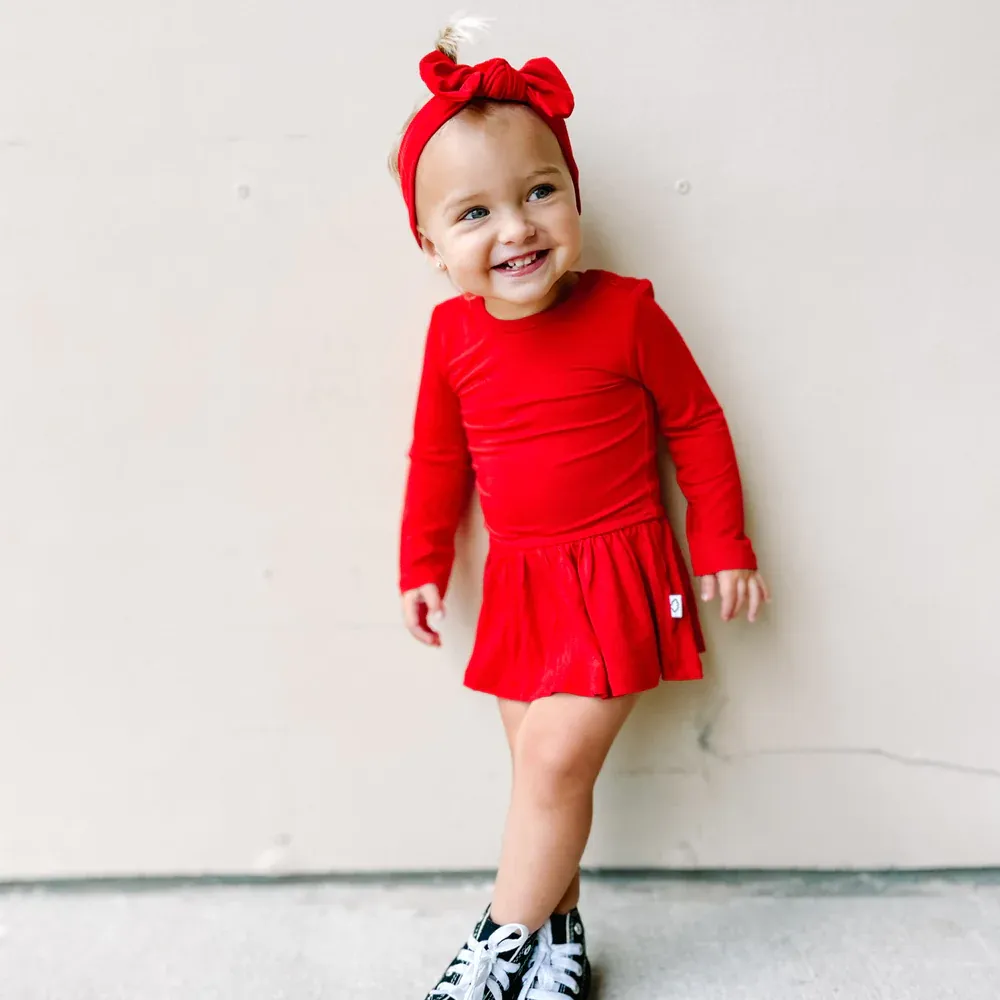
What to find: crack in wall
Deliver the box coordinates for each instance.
[692,696,1000,780]
[701,741,1000,780]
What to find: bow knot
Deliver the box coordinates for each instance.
[420,51,575,120]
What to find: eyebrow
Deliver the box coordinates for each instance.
[441,165,564,215]
[525,165,563,180]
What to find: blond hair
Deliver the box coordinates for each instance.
[387,16,494,184]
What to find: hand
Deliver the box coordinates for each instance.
[699,569,771,622]
[402,583,445,646]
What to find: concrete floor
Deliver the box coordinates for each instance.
[1,874,999,999]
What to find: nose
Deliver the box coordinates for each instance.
[497,207,536,245]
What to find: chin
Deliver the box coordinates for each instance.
[491,265,567,300]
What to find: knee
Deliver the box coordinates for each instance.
[515,731,596,801]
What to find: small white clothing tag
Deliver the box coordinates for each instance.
[670,595,683,619]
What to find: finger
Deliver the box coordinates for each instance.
[422,586,445,631]
[700,576,717,603]
[403,593,440,647]
[758,574,773,603]
[417,590,443,645]
[733,577,748,619]
[408,623,439,646]
[421,585,445,640]
[748,578,763,622]
[421,584,443,617]
[720,575,737,621]
[402,593,420,631]
[411,604,441,646]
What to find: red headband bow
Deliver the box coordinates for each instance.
[397,50,582,246]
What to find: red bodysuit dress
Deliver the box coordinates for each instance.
[400,269,757,701]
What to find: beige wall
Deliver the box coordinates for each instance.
[1,1,998,879]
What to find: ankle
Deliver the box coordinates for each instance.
[479,904,542,938]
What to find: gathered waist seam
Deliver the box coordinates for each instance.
[487,512,668,552]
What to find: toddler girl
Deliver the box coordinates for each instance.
[391,19,770,1000]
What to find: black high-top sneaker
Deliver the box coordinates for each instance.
[517,908,591,999]
[425,907,538,1000]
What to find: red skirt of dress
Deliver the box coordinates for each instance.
[464,518,706,702]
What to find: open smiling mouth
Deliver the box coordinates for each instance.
[493,249,550,275]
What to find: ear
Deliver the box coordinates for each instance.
[419,231,447,271]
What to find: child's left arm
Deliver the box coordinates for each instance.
[632,283,770,622]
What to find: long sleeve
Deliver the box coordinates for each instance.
[632,282,757,576]
[399,312,474,596]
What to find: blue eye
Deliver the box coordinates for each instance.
[528,184,556,201]
[461,206,489,222]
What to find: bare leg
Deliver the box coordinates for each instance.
[554,871,581,915]
[499,699,581,915]
[491,693,637,930]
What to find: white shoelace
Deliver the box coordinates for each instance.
[519,922,585,999]
[430,922,532,1000]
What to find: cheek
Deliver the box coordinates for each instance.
[536,200,581,247]
[565,225,583,261]
[557,208,582,243]
[449,232,494,271]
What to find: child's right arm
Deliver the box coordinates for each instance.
[399,315,474,645]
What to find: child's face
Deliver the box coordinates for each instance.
[415,103,582,319]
